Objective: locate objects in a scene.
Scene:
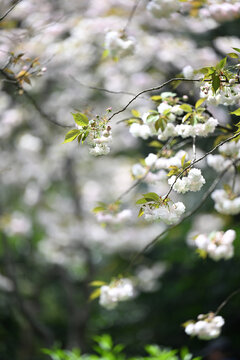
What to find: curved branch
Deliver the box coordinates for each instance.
[0,0,22,22]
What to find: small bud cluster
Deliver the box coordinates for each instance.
[168,168,205,194]
[87,123,112,156]
[185,313,225,340]
[143,201,185,225]
[105,31,135,58]
[200,83,240,106]
[211,189,240,215]
[99,278,135,310]
[147,0,180,18]
[195,229,236,260]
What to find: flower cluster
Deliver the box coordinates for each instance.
[195,229,236,260]
[168,168,205,194]
[201,2,240,23]
[147,0,180,18]
[211,188,240,215]
[99,278,135,310]
[129,93,218,141]
[135,263,166,292]
[200,83,240,106]
[185,313,225,340]
[87,123,112,156]
[105,31,136,58]
[142,200,185,225]
[207,154,232,172]
[96,209,132,225]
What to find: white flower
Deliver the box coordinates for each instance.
[175,118,218,138]
[147,0,180,18]
[195,230,236,261]
[105,31,135,58]
[211,189,240,215]
[185,314,225,340]
[132,163,146,178]
[99,278,135,310]
[143,201,185,224]
[207,154,232,172]
[129,123,151,139]
[89,143,110,156]
[145,153,158,167]
[200,83,240,106]
[168,168,205,193]
[182,65,194,79]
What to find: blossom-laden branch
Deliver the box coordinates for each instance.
[127,157,240,270]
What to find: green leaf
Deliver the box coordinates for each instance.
[181,154,186,167]
[212,73,220,93]
[92,206,106,213]
[89,281,107,287]
[216,57,227,70]
[147,113,159,123]
[195,98,206,109]
[138,207,144,217]
[182,112,192,123]
[231,108,240,116]
[151,95,162,101]
[136,198,148,205]
[72,112,89,126]
[180,104,192,113]
[131,109,141,117]
[227,52,239,59]
[63,129,81,144]
[148,140,163,148]
[232,47,240,53]
[142,192,159,202]
[89,288,101,301]
[161,92,177,99]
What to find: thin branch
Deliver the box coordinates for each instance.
[107,78,203,122]
[0,0,22,22]
[126,159,239,271]
[0,68,72,128]
[215,288,240,315]
[123,0,142,32]
[70,75,145,97]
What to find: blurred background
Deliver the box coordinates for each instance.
[0,1,240,359]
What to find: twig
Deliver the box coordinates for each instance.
[123,0,142,32]
[215,288,240,315]
[107,78,203,122]
[0,0,22,22]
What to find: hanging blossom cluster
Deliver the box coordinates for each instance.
[185,313,225,340]
[211,188,240,215]
[147,0,180,18]
[104,30,136,59]
[168,168,206,194]
[99,278,135,310]
[200,82,240,106]
[194,229,236,260]
[64,112,112,156]
[138,195,186,225]
[129,92,218,141]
